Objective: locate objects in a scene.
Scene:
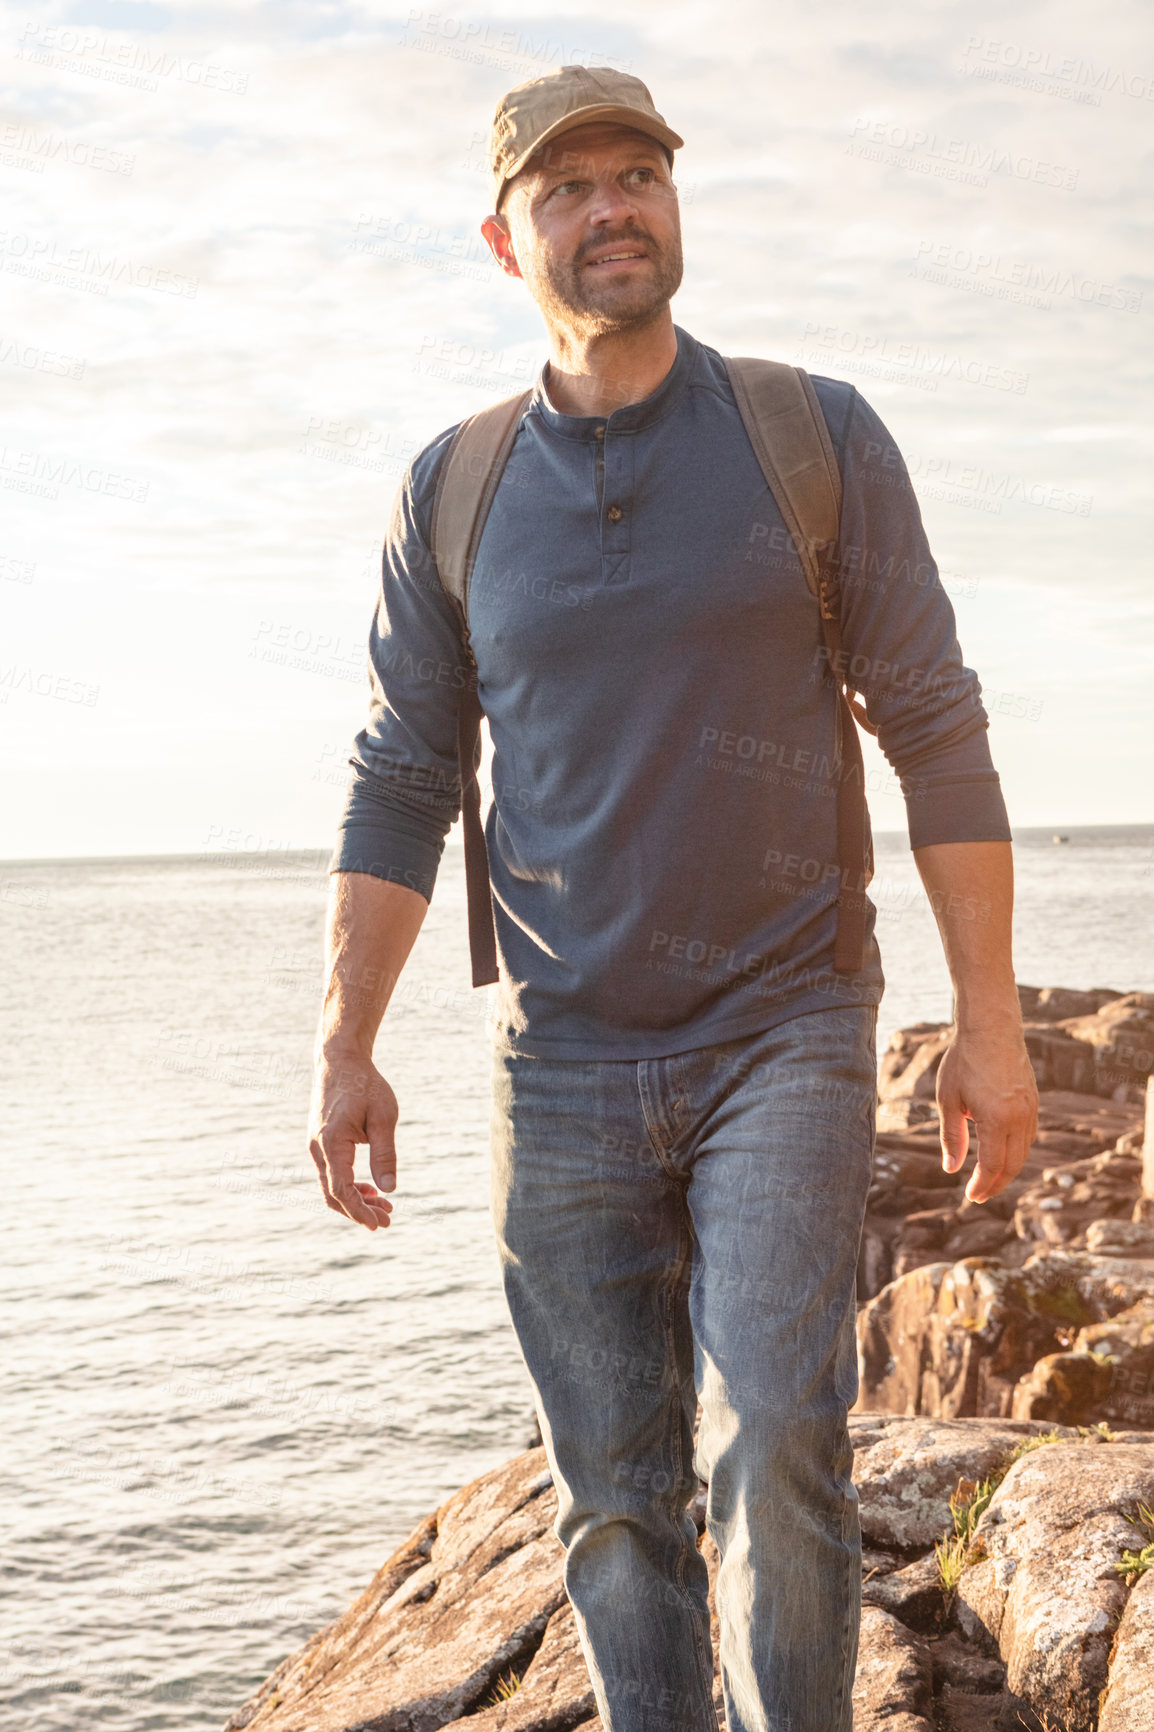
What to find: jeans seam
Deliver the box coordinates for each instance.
[636,1058,684,1180]
[829,1490,858,1732]
[663,1208,718,1726]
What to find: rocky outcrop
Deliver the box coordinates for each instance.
[1034,993,1154,1100]
[1012,1150,1145,1249]
[856,1250,1154,1423]
[860,1079,1146,1301]
[224,1453,576,1732]
[852,1416,1069,1550]
[1099,1567,1154,1731]
[875,1024,953,1134]
[226,1419,1154,1732]
[1011,1277,1154,1430]
[227,988,1154,1732]
[954,1440,1154,1730]
[851,1607,933,1731]
[878,987,1154,1121]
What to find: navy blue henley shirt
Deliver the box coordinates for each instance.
[330,323,1011,1058]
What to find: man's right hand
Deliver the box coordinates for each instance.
[308,1045,399,1231]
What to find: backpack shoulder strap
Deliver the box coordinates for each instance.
[724,354,873,976]
[429,387,533,624]
[723,355,871,736]
[427,387,531,992]
[722,356,841,600]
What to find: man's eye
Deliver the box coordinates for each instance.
[626,168,656,187]
[551,180,583,196]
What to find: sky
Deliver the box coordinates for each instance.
[1,0,1151,859]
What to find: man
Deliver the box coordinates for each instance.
[308,65,1038,1732]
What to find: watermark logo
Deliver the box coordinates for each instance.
[845,116,1079,191]
[0,230,198,299]
[960,35,1154,105]
[0,122,135,177]
[0,444,148,502]
[909,239,1141,314]
[797,320,1029,395]
[0,333,85,378]
[399,11,632,78]
[16,22,249,95]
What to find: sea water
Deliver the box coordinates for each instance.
[1,824,1151,1729]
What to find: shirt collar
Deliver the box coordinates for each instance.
[527,323,698,440]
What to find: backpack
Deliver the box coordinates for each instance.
[427,357,876,989]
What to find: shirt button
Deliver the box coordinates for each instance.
[607,504,623,522]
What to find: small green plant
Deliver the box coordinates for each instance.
[1006,1429,1068,1464]
[951,1473,999,1546]
[1114,1504,1154,1586]
[934,1473,997,1591]
[486,1667,523,1704]
[1078,1419,1118,1442]
[934,1428,1122,1597]
[934,1531,969,1592]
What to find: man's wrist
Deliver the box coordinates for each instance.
[315,1008,380,1064]
[951,977,1023,1033]
[315,977,389,1063]
[316,1036,376,1064]
[953,1000,1024,1036]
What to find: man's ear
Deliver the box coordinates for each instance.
[481,213,522,279]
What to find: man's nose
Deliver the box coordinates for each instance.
[585,173,645,225]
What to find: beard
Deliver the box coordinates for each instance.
[522,221,684,339]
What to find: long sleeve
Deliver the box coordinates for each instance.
[328,424,469,900]
[826,386,1012,849]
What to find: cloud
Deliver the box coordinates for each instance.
[2,0,1150,849]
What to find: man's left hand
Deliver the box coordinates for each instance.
[936,1029,1039,1204]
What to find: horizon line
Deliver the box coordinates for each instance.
[2,820,1153,870]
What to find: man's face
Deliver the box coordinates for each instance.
[485,122,683,337]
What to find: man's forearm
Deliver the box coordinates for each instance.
[911,840,1020,1030]
[316,871,429,1057]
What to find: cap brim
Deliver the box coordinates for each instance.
[498,104,684,204]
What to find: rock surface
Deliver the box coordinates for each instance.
[227,988,1154,1732]
[861,1079,1146,1300]
[225,1418,1154,1732]
[878,987,1154,1120]
[954,1441,1154,1730]
[851,1415,1064,1549]
[225,1453,570,1732]
[856,1250,1154,1421]
[851,1607,933,1731]
[1099,1566,1154,1732]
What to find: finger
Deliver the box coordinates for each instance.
[992,1106,1034,1196]
[940,1111,969,1176]
[328,1176,382,1229]
[368,1112,398,1196]
[936,1064,969,1175]
[316,1132,381,1230]
[323,1187,389,1225]
[966,1117,1009,1205]
[309,1136,337,1206]
[350,1198,391,1227]
[354,1181,393,1213]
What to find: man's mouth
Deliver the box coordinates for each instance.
[585,248,649,267]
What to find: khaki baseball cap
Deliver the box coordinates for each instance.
[490,65,684,213]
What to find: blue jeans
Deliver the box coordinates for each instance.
[489,1004,878,1732]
